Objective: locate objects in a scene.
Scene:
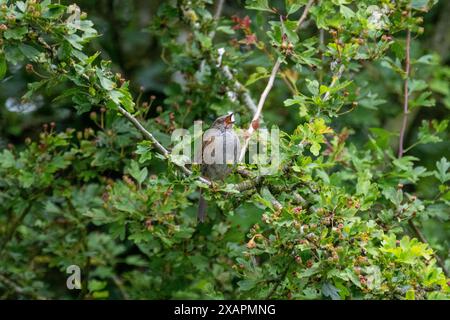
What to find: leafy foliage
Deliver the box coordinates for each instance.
[0,0,449,300]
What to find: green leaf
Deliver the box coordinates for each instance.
[306,79,319,96]
[16,1,27,12]
[4,26,28,40]
[411,0,428,10]
[0,53,6,80]
[0,150,15,168]
[136,141,153,163]
[245,68,269,86]
[128,161,148,185]
[246,0,273,12]
[435,157,450,183]
[96,68,115,91]
[88,279,107,292]
[237,279,257,291]
[108,90,123,106]
[19,44,41,60]
[310,142,321,156]
[286,0,308,15]
[339,5,355,19]
[43,4,66,19]
[322,282,341,300]
[216,26,235,35]
[64,34,84,50]
[195,31,212,49]
[405,289,415,300]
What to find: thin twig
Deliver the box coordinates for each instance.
[112,275,130,300]
[396,27,446,276]
[222,66,258,114]
[408,219,448,277]
[266,262,292,299]
[213,0,225,21]
[296,0,315,32]
[117,106,211,185]
[0,273,47,300]
[322,64,345,102]
[398,28,411,158]
[117,106,169,157]
[0,202,33,257]
[118,105,269,193]
[239,58,282,162]
[208,0,225,38]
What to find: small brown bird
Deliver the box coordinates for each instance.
[197,113,240,222]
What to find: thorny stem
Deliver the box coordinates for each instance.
[398,27,449,277]
[398,28,411,158]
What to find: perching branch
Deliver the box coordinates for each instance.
[117,106,211,185]
[398,27,411,158]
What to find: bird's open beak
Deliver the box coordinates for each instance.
[224,113,235,125]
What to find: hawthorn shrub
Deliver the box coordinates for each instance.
[0,0,449,299]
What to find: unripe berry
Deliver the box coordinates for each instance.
[246,238,256,249]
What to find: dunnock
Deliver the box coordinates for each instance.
[197,113,240,222]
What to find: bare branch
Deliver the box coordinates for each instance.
[222,65,258,115]
[209,0,226,38]
[117,106,211,186]
[239,58,282,162]
[213,0,225,21]
[117,106,169,157]
[296,0,315,32]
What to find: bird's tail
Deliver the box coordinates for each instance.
[198,189,207,223]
